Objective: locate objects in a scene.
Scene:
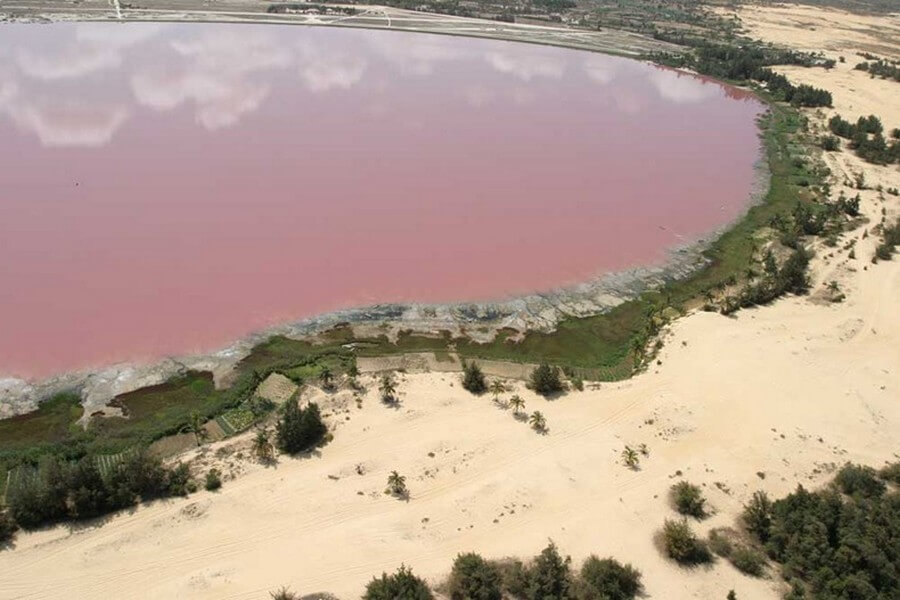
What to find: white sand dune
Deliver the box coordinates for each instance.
[1,5,899,599]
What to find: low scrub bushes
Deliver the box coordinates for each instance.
[833,462,886,498]
[358,543,641,600]
[671,481,707,518]
[661,518,713,565]
[4,450,194,538]
[743,462,900,598]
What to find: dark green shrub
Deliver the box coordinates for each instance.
[0,508,17,545]
[527,542,571,600]
[730,546,766,577]
[742,491,773,542]
[834,463,886,498]
[574,556,642,600]
[167,463,194,496]
[661,519,712,565]
[530,364,563,396]
[461,362,487,395]
[448,553,502,600]
[494,559,529,599]
[205,469,222,491]
[820,135,840,151]
[276,401,326,454]
[879,462,900,484]
[671,481,706,518]
[764,480,899,598]
[364,565,433,600]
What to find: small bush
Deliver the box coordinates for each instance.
[574,556,642,600]
[671,481,706,518]
[707,529,734,558]
[834,463,886,498]
[730,546,766,577]
[879,462,900,484]
[205,469,222,491]
[448,553,502,600]
[530,364,563,396]
[661,519,712,565]
[461,361,487,395]
[364,565,433,600]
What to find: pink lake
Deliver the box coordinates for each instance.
[0,23,764,379]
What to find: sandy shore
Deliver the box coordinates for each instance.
[1,4,899,599]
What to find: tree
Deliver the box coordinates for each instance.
[742,491,772,542]
[529,411,547,433]
[509,395,525,415]
[253,428,275,461]
[380,374,398,403]
[527,542,571,600]
[671,481,706,518]
[462,361,487,394]
[68,456,109,519]
[185,411,207,447]
[661,518,712,565]
[530,364,563,396]
[276,401,326,454]
[727,591,737,600]
[387,471,408,497]
[621,446,639,470]
[364,565,433,600]
[205,469,222,491]
[489,380,506,402]
[0,507,18,545]
[448,553,502,600]
[834,462,886,498]
[574,556,642,600]
[318,365,334,391]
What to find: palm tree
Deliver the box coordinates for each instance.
[529,411,547,432]
[318,366,334,390]
[379,374,397,403]
[489,380,506,402]
[185,411,207,446]
[253,428,274,461]
[387,470,407,497]
[622,446,640,470]
[509,395,525,415]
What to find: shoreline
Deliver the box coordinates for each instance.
[0,14,772,418]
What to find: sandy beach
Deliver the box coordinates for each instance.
[1,4,899,599]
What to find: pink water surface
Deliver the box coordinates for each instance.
[0,23,764,379]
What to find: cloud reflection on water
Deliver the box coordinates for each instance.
[0,24,738,147]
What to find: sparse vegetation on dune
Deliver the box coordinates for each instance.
[288,543,641,600]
